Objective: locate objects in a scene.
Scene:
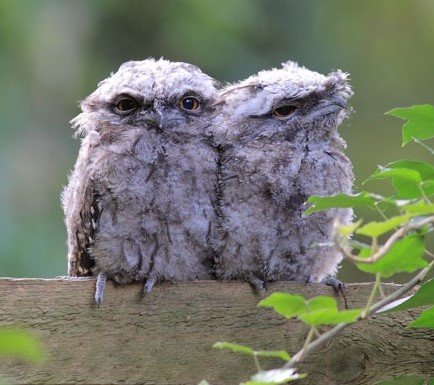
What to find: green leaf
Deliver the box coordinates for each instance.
[306,296,336,311]
[337,220,363,237]
[386,104,434,146]
[366,166,422,199]
[255,350,291,361]
[258,293,306,319]
[305,192,381,215]
[409,306,434,329]
[259,293,362,326]
[356,234,428,277]
[302,297,360,325]
[299,308,361,326]
[386,160,434,180]
[390,278,434,312]
[213,342,254,355]
[356,215,411,238]
[420,179,434,197]
[0,328,46,363]
[366,160,434,198]
[376,375,425,385]
[402,202,434,215]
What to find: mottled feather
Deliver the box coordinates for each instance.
[62,58,219,302]
[212,60,354,288]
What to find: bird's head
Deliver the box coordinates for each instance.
[71,58,218,138]
[214,60,353,145]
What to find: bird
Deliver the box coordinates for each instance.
[212,60,354,291]
[62,58,219,305]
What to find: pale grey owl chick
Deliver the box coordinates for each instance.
[213,61,354,290]
[62,58,219,304]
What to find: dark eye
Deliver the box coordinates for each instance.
[179,96,200,111]
[114,97,138,114]
[272,105,297,118]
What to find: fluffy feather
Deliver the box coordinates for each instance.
[213,60,354,288]
[62,58,219,303]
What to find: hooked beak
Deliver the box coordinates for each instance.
[143,110,163,130]
[313,94,349,118]
[330,93,348,110]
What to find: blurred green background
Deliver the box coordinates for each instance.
[0,0,433,281]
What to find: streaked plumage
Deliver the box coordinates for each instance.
[213,61,354,289]
[62,58,219,304]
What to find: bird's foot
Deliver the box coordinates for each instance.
[322,275,344,292]
[144,277,156,294]
[248,276,266,293]
[95,272,107,307]
[322,275,348,309]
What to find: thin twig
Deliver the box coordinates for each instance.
[252,353,262,372]
[285,259,434,368]
[370,258,434,314]
[425,250,434,261]
[337,216,434,264]
[374,202,388,221]
[300,327,316,355]
[362,273,381,318]
[378,283,386,299]
[413,137,434,156]
[418,184,432,205]
[313,327,321,338]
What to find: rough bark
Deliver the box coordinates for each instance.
[0,278,433,385]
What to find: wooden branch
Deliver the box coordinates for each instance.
[0,278,433,385]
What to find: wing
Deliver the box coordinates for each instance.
[62,136,101,277]
[70,184,100,276]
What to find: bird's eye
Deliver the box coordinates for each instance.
[179,96,200,111]
[272,105,297,118]
[114,97,138,114]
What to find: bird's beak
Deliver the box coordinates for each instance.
[330,94,348,110]
[314,94,349,117]
[144,111,163,130]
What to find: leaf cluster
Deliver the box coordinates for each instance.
[306,105,434,328]
[207,105,434,384]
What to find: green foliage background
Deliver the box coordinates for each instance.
[0,0,433,279]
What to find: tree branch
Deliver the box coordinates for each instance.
[285,258,434,368]
[337,216,434,264]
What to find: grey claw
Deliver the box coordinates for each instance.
[323,275,344,291]
[95,273,107,307]
[144,277,156,294]
[249,276,266,292]
[322,275,348,309]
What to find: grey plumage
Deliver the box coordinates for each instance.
[212,61,354,289]
[62,58,219,303]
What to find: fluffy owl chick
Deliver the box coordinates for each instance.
[213,61,354,290]
[62,58,219,304]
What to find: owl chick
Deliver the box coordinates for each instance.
[62,58,219,304]
[213,61,354,290]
